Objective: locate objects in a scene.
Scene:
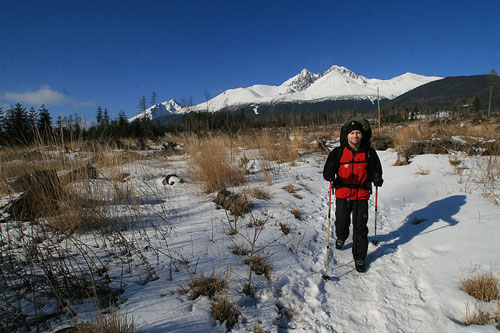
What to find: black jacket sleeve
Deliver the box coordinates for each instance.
[368,148,383,187]
[323,147,341,181]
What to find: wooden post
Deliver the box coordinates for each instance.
[489,86,492,118]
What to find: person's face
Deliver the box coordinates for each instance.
[347,130,363,148]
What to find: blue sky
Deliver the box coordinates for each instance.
[1,0,498,121]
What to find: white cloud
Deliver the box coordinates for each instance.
[2,85,95,109]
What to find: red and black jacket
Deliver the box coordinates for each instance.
[323,144,383,200]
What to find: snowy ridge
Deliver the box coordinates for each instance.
[129,65,442,121]
[281,68,321,92]
[128,99,183,122]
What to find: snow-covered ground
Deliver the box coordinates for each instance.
[3,143,495,332]
[43,146,498,332]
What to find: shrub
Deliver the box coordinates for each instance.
[244,254,272,280]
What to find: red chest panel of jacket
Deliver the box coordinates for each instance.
[335,147,370,200]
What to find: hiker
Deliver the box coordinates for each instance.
[323,117,383,273]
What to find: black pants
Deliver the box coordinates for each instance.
[335,198,369,261]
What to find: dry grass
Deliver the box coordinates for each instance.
[283,183,295,193]
[215,189,253,216]
[188,273,227,300]
[211,295,239,330]
[248,187,272,200]
[184,135,246,193]
[493,305,500,326]
[469,153,500,204]
[461,270,500,302]
[71,311,135,333]
[415,167,431,175]
[279,222,290,235]
[464,302,491,326]
[238,130,300,165]
[230,243,250,256]
[390,119,500,152]
[291,208,302,220]
[253,324,265,333]
[0,142,173,330]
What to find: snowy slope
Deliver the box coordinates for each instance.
[56,147,498,332]
[129,66,442,120]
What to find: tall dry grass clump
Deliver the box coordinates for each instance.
[211,295,239,330]
[464,303,491,326]
[72,311,135,333]
[256,131,299,164]
[460,269,500,327]
[461,270,500,302]
[184,135,246,193]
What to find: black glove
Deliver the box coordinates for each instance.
[323,166,336,182]
[373,176,383,187]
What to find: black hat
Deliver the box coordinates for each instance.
[345,121,363,134]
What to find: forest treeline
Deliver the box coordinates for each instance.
[0,102,477,146]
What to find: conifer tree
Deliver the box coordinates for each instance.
[96,106,103,126]
[37,105,53,139]
[28,106,38,130]
[5,103,30,144]
[103,108,110,127]
[151,92,157,106]
[138,96,147,113]
[0,107,4,139]
[117,110,129,137]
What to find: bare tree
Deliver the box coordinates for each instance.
[204,90,211,131]
[488,69,498,117]
[204,90,211,113]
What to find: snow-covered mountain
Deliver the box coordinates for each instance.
[129,99,183,122]
[129,65,442,121]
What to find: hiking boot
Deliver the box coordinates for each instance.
[355,260,366,273]
[335,239,345,250]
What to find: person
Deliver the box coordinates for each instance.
[323,117,383,273]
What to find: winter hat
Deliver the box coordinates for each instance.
[344,121,364,135]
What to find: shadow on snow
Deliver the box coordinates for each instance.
[368,195,466,265]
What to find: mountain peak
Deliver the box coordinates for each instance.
[322,65,368,82]
[128,99,183,122]
[281,68,320,92]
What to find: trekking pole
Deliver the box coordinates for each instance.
[371,186,379,246]
[322,181,333,280]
